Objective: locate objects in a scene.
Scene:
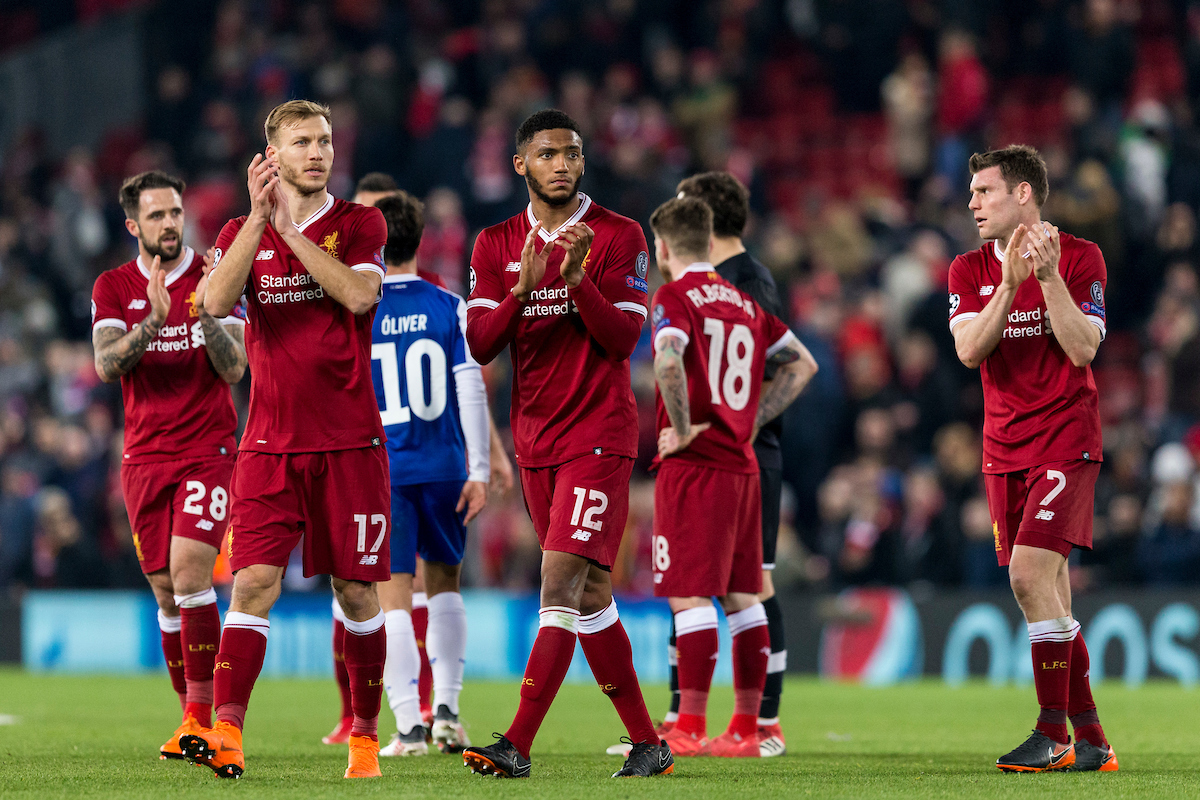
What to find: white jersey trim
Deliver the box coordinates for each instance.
[467,298,499,310]
[1085,315,1107,340]
[382,273,422,284]
[351,262,385,280]
[681,262,715,276]
[948,312,979,332]
[766,330,798,357]
[527,194,593,243]
[137,247,195,287]
[654,326,690,352]
[221,315,246,327]
[295,193,335,233]
[92,317,128,332]
[614,301,648,318]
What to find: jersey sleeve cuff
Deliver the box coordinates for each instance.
[654,326,690,352]
[93,318,128,332]
[466,297,501,310]
[1085,315,1107,340]
[221,315,247,326]
[948,312,979,332]
[614,301,648,318]
[766,330,798,357]
[467,470,489,483]
[351,262,386,280]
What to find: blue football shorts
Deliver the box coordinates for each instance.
[389,479,468,574]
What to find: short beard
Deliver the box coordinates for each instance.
[281,162,327,197]
[143,236,181,261]
[525,172,581,208]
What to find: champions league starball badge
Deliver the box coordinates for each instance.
[949,293,960,318]
[636,251,648,279]
[469,266,477,296]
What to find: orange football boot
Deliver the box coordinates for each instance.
[160,713,202,760]
[661,726,709,757]
[179,720,245,779]
[322,716,353,745]
[345,734,382,778]
[705,730,761,758]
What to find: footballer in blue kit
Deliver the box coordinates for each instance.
[364,190,490,757]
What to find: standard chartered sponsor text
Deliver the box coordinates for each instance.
[259,272,325,304]
[1003,307,1046,339]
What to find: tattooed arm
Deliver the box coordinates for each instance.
[93,254,171,383]
[751,336,818,442]
[195,248,247,383]
[654,334,710,457]
[200,313,248,383]
[93,317,163,383]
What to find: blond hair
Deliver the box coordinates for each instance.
[264,100,332,145]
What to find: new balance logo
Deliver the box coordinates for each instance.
[196,519,214,531]
[505,261,522,272]
[127,299,147,310]
[1035,509,1055,521]
[359,555,379,565]
[979,285,995,296]
[256,250,275,260]
[571,529,592,541]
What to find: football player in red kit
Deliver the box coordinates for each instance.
[461,109,670,779]
[178,100,390,780]
[92,170,246,761]
[950,145,1116,773]
[647,196,817,757]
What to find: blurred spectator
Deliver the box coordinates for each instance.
[3,0,1200,596]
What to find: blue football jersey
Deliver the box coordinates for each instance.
[371,274,474,485]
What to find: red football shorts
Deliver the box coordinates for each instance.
[227,447,390,582]
[121,455,235,574]
[518,454,633,570]
[652,460,762,597]
[984,459,1100,567]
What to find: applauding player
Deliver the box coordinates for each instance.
[368,191,489,757]
[950,145,1116,772]
[92,171,246,761]
[178,101,391,780]
[461,109,671,779]
[648,196,816,757]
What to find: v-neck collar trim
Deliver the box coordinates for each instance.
[136,247,195,286]
[296,193,335,233]
[525,193,592,243]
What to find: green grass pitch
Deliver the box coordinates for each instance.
[0,668,1196,798]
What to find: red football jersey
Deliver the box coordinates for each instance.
[91,247,242,464]
[948,232,1106,473]
[212,195,387,453]
[466,194,649,467]
[651,264,795,474]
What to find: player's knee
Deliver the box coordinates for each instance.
[1008,567,1041,605]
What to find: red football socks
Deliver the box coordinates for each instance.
[1068,632,1108,747]
[413,595,432,712]
[1028,617,1077,744]
[332,618,353,720]
[673,606,720,737]
[728,604,770,737]
[158,612,186,713]
[578,602,657,744]
[213,614,270,731]
[505,607,579,759]
[343,612,387,741]
[179,595,220,728]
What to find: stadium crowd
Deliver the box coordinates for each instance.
[3,0,1200,596]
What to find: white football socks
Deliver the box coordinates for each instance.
[427,591,467,716]
[382,609,423,734]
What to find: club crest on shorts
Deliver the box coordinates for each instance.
[635,251,648,279]
[1090,281,1104,306]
